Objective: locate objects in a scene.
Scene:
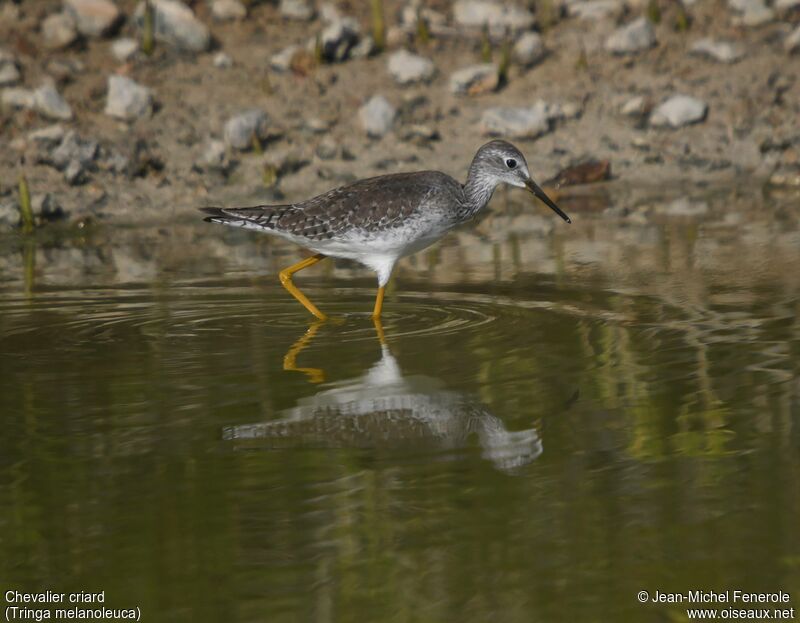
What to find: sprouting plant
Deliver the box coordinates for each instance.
[18,174,34,234]
[141,0,155,56]
[481,24,492,62]
[370,0,385,53]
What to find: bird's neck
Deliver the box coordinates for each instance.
[462,163,498,218]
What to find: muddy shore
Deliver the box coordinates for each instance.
[1,0,798,229]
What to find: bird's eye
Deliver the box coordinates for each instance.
[505,158,517,169]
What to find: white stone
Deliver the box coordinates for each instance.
[28,124,66,144]
[605,17,657,54]
[224,109,270,150]
[34,84,73,120]
[453,0,535,36]
[64,0,121,37]
[104,75,154,120]
[211,0,246,21]
[650,94,707,128]
[689,38,743,63]
[568,0,623,20]
[387,49,435,85]
[134,0,211,52]
[449,63,499,95]
[481,104,550,138]
[620,95,647,116]
[280,0,314,20]
[213,52,233,68]
[42,12,79,49]
[320,18,360,61]
[270,46,300,72]
[513,32,546,66]
[111,38,139,62]
[2,87,35,109]
[0,57,20,86]
[359,95,396,137]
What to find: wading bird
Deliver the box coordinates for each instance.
[201,140,570,320]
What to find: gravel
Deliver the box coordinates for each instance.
[105,75,154,120]
[650,94,708,127]
[211,0,247,21]
[134,0,211,52]
[481,104,551,138]
[513,32,546,67]
[689,38,744,63]
[224,109,270,150]
[34,84,73,120]
[359,95,396,137]
[452,0,536,36]
[449,64,499,95]
[64,0,122,38]
[42,12,79,49]
[111,38,139,62]
[605,17,657,54]
[387,50,436,85]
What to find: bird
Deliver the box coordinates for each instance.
[201,140,571,321]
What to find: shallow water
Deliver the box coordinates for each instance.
[1,186,799,621]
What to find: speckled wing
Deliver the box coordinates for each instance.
[201,171,464,241]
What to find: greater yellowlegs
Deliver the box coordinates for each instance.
[201,140,570,320]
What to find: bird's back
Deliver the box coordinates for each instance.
[202,170,465,242]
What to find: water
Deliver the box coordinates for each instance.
[1,186,799,622]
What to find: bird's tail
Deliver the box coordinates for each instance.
[199,205,294,232]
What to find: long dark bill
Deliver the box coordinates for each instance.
[525,180,571,224]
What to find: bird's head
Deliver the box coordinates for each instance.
[473,140,571,223]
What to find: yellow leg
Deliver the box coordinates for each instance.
[372,286,386,320]
[373,315,386,346]
[283,320,326,383]
[279,254,327,320]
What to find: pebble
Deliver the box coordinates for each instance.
[650,94,708,128]
[47,131,99,187]
[568,0,624,20]
[105,76,154,120]
[729,0,775,25]
[400,4,450,35]
[32,194,68,222]
[605,17,657,54]
[689,38,743,63]
[42,12,79,49]
[481,104,551,139]
[64,0,122,37]
[280,0,315,20]
[513,32,546,67]
[213,52,233,68]
[0,50,21,86]
[0,201,19,228]
[359,95,396,137]
[620,94,649,117]
[786,24,800,54]
[197,139,230,172]
[35,84,73,120]
[134,0,211,52]
[320,18,360,61]
[387,50,436,85]
[111,38,139,62]
[270,45,301,72]
[452,0,536,37]
[315,136,339,160]
[28,124,66,145]
[350,36,376,59]
[2,87,36,109]
[449,64,499,95]
[211,0,247,21]
[224,109,270,150]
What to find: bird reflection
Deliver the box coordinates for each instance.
[223,322,544,472]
